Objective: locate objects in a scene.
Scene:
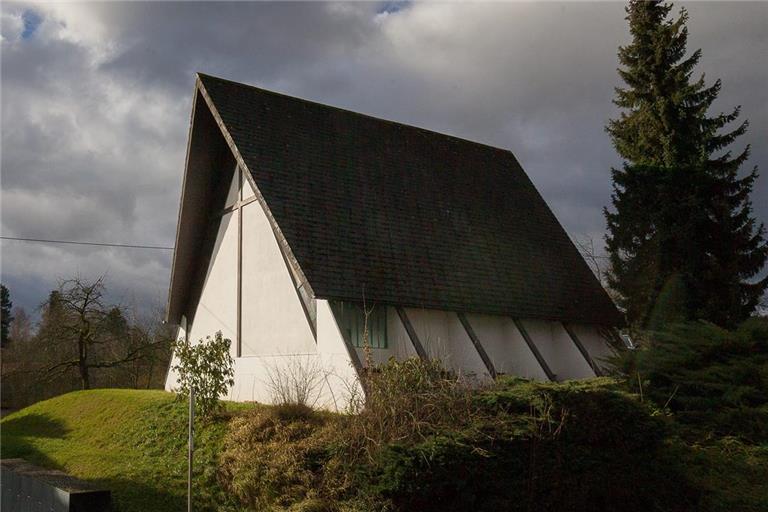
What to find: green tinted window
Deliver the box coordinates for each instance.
[332,302,388,349]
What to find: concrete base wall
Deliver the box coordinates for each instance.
[522,319,594,380]
[225,300,362,410]
[465,313,549,380]
[342,306,612,391]
[166,299,361,411]
[405,308,491,381]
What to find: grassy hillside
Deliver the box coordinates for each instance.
[0,389,248,512]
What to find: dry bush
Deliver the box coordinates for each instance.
[217,357,487,510]
[264,354,331,408]
[332,368,365,415]
[346,357,482,462]
[218,405,348,511]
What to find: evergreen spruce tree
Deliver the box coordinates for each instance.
[605,0,767,327]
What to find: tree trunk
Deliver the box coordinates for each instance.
[146,360,155,389]
[80,364,90,390]
[78,336,90,390]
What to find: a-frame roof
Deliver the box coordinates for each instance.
[167,73,622,326]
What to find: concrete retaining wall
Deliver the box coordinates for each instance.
[1,459,111,512]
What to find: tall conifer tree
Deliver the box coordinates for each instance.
[605,0,767,327]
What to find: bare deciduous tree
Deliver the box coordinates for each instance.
[41,276,168,390]
[574,235,626,308]
[574,236,608,286]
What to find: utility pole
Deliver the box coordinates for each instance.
[188,386,194,512]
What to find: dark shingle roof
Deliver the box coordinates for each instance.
[199,73,622,326]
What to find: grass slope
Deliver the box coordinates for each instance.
[0,389,248,512]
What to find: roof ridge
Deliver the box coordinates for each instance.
[196,72,517,158]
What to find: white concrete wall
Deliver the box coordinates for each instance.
[240,200,316,356]
[224,201,358,409]
[570,323,616,372]
[404,308,491,381]
[353,307,418,367]
[521,319,594,380]
[227,300,363,410]
[347,308,610,383]
[163,316,186,392]
[225,170,239,206]
[242,174,255,199]
[165,210,238,393]
[165,183,360,410]
[188,211,239,347]
[316,299,365,410]
[465,313,549,380]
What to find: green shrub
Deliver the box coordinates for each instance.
[361,378,695,512]
[616,318,768,441]
[218,358,488,511]
[172,331,235,418]
[680,437,768,512]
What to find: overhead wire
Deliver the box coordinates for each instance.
[0,236,174,251]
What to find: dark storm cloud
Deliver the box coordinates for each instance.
[1,1,766,315]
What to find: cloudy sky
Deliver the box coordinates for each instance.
[1,1,766,317]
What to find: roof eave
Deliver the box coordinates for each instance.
[165,78,202,325]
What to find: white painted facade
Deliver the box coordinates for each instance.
[165,167,615,410]
[406,308,490,380]
[165,169,364,409]
[465,313,548,381]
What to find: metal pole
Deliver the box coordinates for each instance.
[188,386,194,512]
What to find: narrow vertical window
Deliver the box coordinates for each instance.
[332,302,388,349]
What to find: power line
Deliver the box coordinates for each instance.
[2,234,611,259]
[0,236,174,251]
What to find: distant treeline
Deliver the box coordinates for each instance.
[1,278,173,409]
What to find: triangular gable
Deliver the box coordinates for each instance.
[166,78,313,326]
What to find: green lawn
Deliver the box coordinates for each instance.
[0,389,250,512]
